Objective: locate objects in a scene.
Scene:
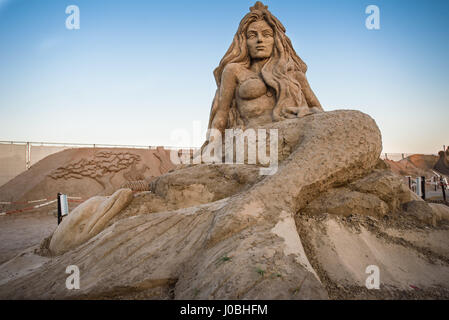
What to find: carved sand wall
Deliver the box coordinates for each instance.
[0,148,175,206]
[49,151,141,181]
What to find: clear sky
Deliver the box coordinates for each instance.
[0,0,448,153]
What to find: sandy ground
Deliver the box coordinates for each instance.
[0,204,77,265]
[427,190,446,200]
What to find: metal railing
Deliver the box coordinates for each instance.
[380,153,438,161]
[0,140,197,151]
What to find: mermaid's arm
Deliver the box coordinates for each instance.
[295,71,323,111]
[210,64,239,133]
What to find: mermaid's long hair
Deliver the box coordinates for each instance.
[207,1,308,129]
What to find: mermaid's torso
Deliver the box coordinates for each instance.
[234,65,307,128]
[235,70,276,128]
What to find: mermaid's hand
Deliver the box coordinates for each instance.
[281,106,312,119]
[309,106,324,114]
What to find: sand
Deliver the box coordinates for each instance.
[0,207,56,264]
[384,154,439,178]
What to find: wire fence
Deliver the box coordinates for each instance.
[0,140,195,151]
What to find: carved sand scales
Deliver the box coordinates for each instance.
[1,2,448,299]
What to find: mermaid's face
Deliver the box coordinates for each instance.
[246,20,274,60]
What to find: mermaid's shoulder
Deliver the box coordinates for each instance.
[222,63,246,77]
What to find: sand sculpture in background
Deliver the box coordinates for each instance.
[50,151,153,192]
[434,147,449,176]
[0,147,175,207]
[384,154,438,178]
[1,2,449,300]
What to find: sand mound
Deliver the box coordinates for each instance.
[385,154,438,178]
[0,147,175,208]
[297,213,449,299]
[0,209,56,265]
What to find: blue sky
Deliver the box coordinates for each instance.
[0,0,448,153]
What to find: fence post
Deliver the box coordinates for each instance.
[421,176,426,200]
[442,179,447,203]
[57,193,62,225]
[25,142,28,170]
[26,142,31,170]
[415,177,421,197]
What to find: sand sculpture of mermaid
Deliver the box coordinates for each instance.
[0,2,390,300]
